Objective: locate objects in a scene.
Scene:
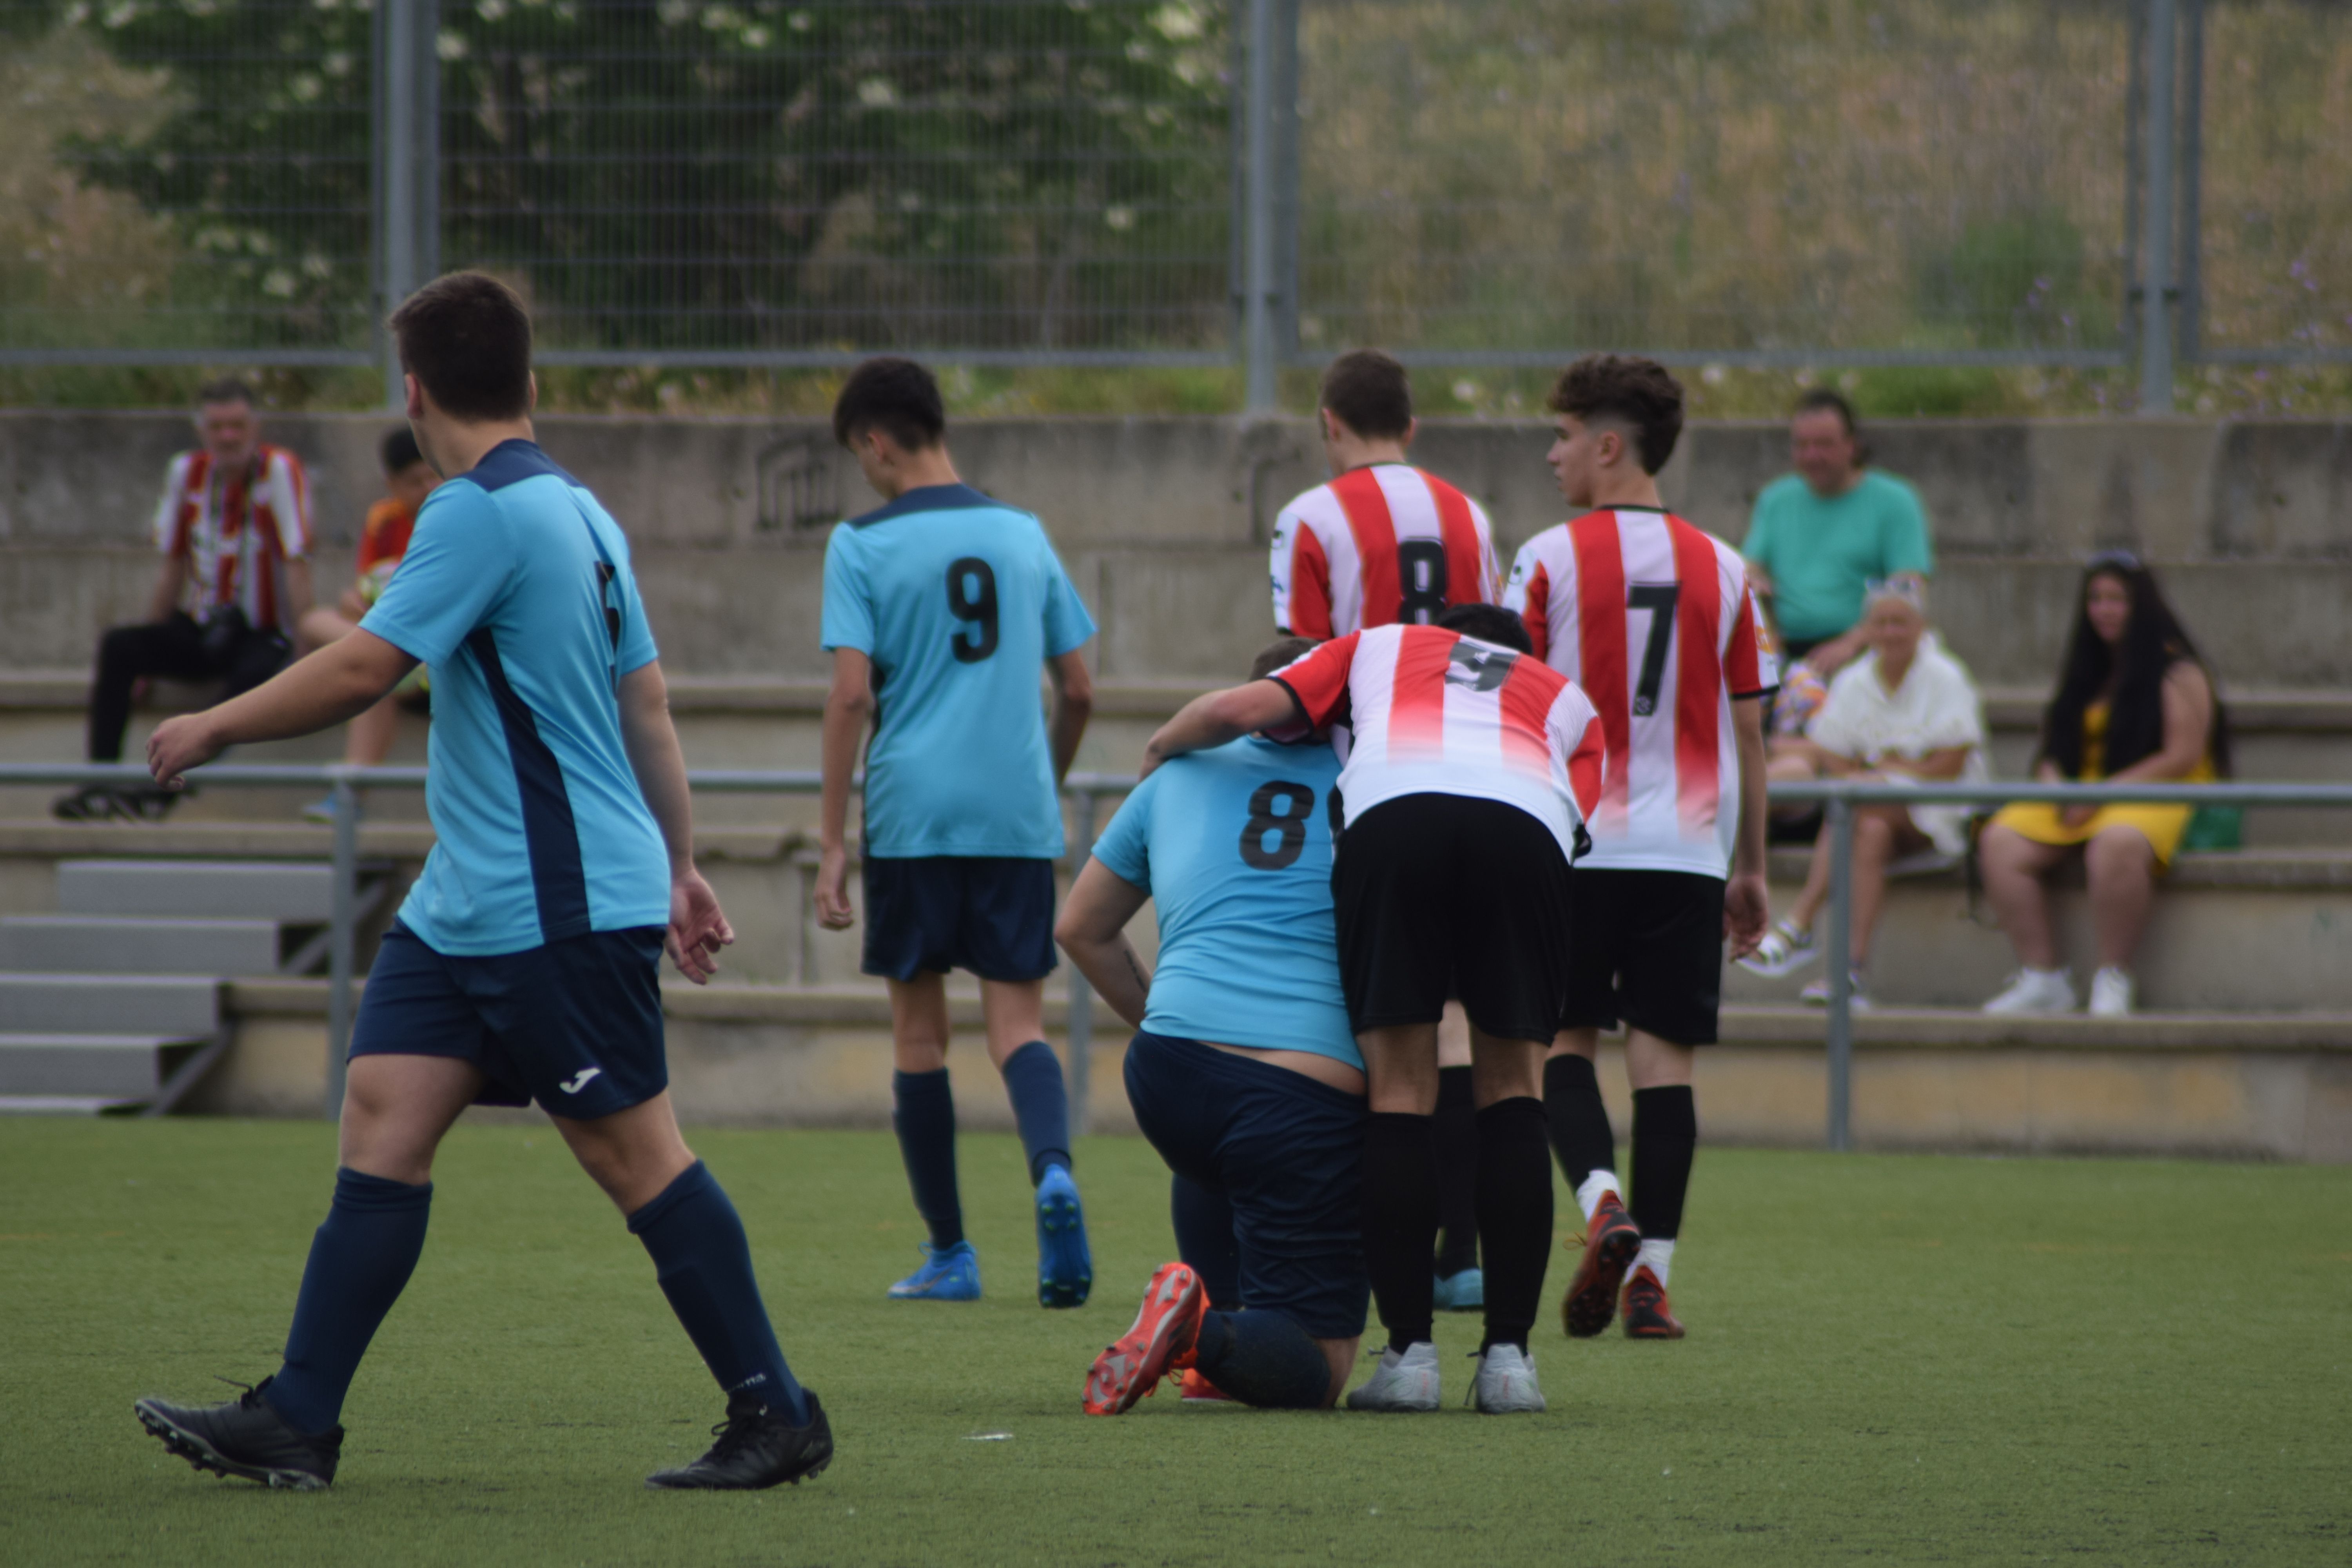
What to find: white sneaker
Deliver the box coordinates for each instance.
[2087,967,2135,1018]
[1736,919,1820,979]
[1982,968,2077,1015]
[1345,1341,1441,1412]
[1798,970,1871,1011]
[1469,1344,1546,1414]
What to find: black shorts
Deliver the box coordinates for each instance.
[1331,793,1573,1045]
[1123,1029,1369,1340]
[349,921,668,1117]
[861,854,1057,984]
[1561,868,1725,1046]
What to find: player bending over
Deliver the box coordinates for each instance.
[1504,355,1774,1340]
[815,358,1098,1308]
[131,272,828,1491]
[1060,637,1367,1413]
[1141,604,1602,1413]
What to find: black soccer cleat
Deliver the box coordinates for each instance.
[645,1390,833,1491]
[134,1377,342,1490]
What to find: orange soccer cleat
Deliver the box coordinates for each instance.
[1178,1368,1234,1403]
[1621,1265,1686,1339]
[1561,1193,1642,1338]
[1082,1262,1207,1415]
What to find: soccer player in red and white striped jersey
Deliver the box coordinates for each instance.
[1270,350,1502,640]
[1140,604,1603,1412]
[1503,356,1774,1343]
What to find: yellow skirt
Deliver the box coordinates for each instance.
[1988,801,2194,867]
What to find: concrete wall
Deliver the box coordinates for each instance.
[4,411,2348,685]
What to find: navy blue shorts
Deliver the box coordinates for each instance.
[1123,1028,1370,1340]
[860,854,1057,984]
[349,921,668,1119]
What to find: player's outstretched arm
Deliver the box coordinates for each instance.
[1139,681,1299,777]
[618,660,734,985]
[1053,859,1153,1027]
[1724,695,1770,958]
[1046,645,1095,784]
[146,630,415,788]
[814,647,875,931]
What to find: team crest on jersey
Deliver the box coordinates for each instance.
[1444,640,1517,693]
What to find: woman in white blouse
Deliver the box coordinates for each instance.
[1737,579,1987,1007]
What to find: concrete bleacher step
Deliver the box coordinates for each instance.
[0,915,279,976]
[0,1033,216,1096]
[56,860,334,922]
[0,973,221,1035]
[0,1094,150,1115]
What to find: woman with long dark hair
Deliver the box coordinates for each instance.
[1979,552,2230,1017]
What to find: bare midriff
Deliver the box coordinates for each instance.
[1202,1041,1366,1097]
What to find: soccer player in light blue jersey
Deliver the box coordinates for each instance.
[131,273,826,1492]
[1060,638,1370,1412]
[815,358,1098,1308]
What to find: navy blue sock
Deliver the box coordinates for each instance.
[893,1068,964,1249]
[1192,1309,1333,1409]
[268,1167,432,1435]
[629,1161,808,1425]
[1170,1174,1241,1308]
[999,1040,1072,1186]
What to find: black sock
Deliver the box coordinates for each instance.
[1192,1308,1333,1409]
[1630,1085,1698,1242]
[999,1040,1072,1185]
[892,1068,964,1249]
[1474,1096,1553,1353]
[1362,1112,1438,1353]
[268,1168,432,1435]
[629,1162,809,1425]
[1171,1174,1241,1309]
[1544,1053,1616,1188]
[1432,1065,1480,1278]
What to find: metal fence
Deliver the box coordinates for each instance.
[2,0,2346,404]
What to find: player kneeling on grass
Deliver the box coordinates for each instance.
[1060,637,1367,1414]
[130,272,829,1493]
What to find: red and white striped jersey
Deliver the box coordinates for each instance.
[1270,463,1502,639]
[151,445,313,632]
[1504,507,1777,878]
[1270,623,1604,864]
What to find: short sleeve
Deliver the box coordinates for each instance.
[265,449,311,557]
[1504,543,1551,663]
[1880,478,1935,577]
[612,535,659,675]
[358,484,515,667]
[1269,631,1360,730]
[1272,505,1333,639]
[1089,772,1158,891]
[1724,582,1779,698]
[153,456,189,555]
[1741,486,1779,566]
[1040,539,1098,658]
[1804,674,1866,758]
[818,524,875,655]
[1920,662,1985,750]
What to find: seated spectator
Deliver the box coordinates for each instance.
[294,426,438,820]
[1978,553,2229,1019]
[53,378,312,822]
[1737,579,1987,1008]
[1740,389,1933,677]
[1758,603,1832,842]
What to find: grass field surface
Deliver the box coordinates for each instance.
[4,1118,2347,1566]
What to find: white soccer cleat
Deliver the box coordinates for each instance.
[2087,966,2135,1018]
[1469,1344,1546,1414]
[1735,919,1820,979]
[1799,970,1871,1012]
[1982,968,2078,1016]
[1345,1341,1441,1412]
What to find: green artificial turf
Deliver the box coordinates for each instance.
[2,1120,2347,1566]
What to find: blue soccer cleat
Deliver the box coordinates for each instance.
[1034,1164,1093,1308]
[1433,1266,1485,1312]
[887,1240,981,1301]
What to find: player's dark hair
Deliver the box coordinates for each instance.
[1794,387,1871,465]
[1548,354,1684,475]
[380,425,425,475]
[833,356,947,451]
[1436,602,1533,655]
[2038,555,2232,780]
[1250,635,1319,682]
[387,271,533,423]
[1319,349,1414,441]
[196,376,255,409]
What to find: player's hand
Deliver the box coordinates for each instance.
[813,842,857,930]
[146,713,223,790]
[1722,871,1770,959]
[665,869,734,985]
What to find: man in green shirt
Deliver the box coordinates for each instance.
[1740,389,1933,675]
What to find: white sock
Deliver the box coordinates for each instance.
[1632,1238,1676,1288]
[1575,1170,1622,1223]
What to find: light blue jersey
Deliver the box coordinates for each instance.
[820,483,1097,858]
[360,439,670,955]
[1090,737,1358,1067]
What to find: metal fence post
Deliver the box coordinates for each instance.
[2138,0,2178,414]
[376,0,439,409]
[1823,794,1855,1152]
[1065,788,1099,1137]
[1241,0,1278,412]
[325,774,359,1122]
